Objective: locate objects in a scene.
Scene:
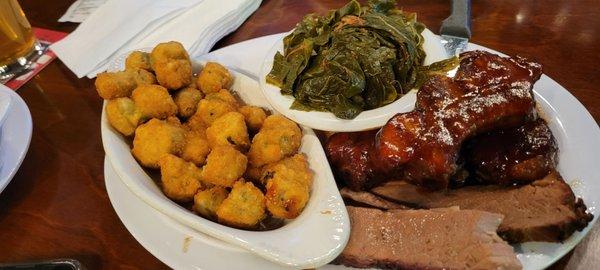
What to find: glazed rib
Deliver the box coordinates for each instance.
[464,118,558,185]
[327,50,543,190]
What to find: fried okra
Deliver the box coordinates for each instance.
[248,115,302,167]
[106,97,143,136]
[174,87,203,118]
[207,89,239,107]
[95,71,137,99]
[159,154,203,202]
[239,105,267,132]
[150,41,193,89]
[201,146,247,187]
[196,62,232,94]
[150,41,189,62]
[131,84,177,119]
[206,112,250,151]
[130,68,156,85]
[154,59,193,90]
[262,154,313,219]
[132,118,185,169]
[95,68,156,100]
[125,51,152,71]
[181,129,211,166]
[216,181,265,228]
[193,186,228,219]
[189,95,237,126]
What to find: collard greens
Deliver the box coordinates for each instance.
[267,0,456,119]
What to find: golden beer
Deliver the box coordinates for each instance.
[0,0,36,67]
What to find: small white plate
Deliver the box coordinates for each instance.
[101,62,350,268]
[0,85,33,194]
[258,29,447,132]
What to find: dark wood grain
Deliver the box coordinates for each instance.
[0,0,597,269]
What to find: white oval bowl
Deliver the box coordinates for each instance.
[259,29,447,132]
[101,60,350,269]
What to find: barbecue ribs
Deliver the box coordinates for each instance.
[326,50,544,190]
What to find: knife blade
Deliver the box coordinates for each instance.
[440,0,472,57]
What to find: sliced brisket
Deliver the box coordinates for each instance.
[371,172,593,243]
[340,187,409,210]
[335,206,522,270]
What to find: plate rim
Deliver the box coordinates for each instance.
[0,85,33,194]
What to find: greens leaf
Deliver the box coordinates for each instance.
[268,0,448,119]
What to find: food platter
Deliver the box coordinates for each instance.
[101,32,600,269]
[259,29,447,132]
[101,57,349,268]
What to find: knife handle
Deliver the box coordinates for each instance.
[440,0,472,38]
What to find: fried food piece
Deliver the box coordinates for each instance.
[266,176,309,219]
[159,154,203,202]
[154,59,193,90]
[239,105,267,132]
[217,181,266,228]
[181,129,211,166]
[150,41,189,62]
[150,41,193,89]
[193,186,229,219]
[174,87,204,118]
[261,114,300,131]
[201,146,247,187]
[206,112,250,151]
[125,51,152,71]
[95,71,136,99]
[132,118,185,169]
[263,154,312,219]
[262,154,313,187]
[106,97,143,136]
[131,84,178,119]
[206,89,239,107]
[184,116,207,132]
[248,115,302,167]
[196,62,233,94]
[190,96,237,126]
[129,68,156,85]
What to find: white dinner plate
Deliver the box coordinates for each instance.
[105,34,600,270]
[0,85,33,194]
[258,29,447,132]
[102,61,349,267]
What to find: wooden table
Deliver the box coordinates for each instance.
[0,0,598,269]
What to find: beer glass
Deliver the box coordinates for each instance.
[0,0,43,81]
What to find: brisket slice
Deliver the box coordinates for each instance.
[335,206,522,270]
[371,172,593,243]
[340,187,409,210]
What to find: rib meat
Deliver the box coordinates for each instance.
[464,118,558,185]
[326,50,543,190]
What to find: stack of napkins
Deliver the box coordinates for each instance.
[51,0,261,78]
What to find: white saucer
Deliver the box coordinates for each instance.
[0,85,33,194]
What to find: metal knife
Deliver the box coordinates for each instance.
[440,0,472,57]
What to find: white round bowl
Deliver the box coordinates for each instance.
[258,29,447,132]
